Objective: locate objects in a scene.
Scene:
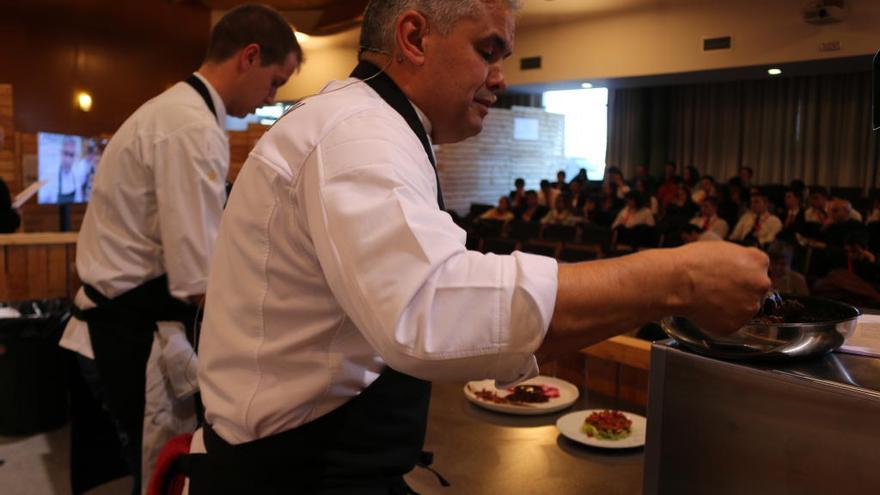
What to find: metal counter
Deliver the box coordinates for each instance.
[644,342,880,495]
[404,382,644,495]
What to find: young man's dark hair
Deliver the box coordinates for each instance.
[514,177,525,188]
[206,3,304,66]
[811,185,829,198]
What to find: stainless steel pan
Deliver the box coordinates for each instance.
[661,295,861,360]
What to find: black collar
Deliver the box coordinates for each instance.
[185,74,217,120]
[350,61,444,210]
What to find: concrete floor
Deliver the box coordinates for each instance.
[0,424,132,495]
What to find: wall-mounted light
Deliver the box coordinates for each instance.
[294,31,310,44]
[581,82,594,89]
[76,91,93,112]
[767,68,782,76]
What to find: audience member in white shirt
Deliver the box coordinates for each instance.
[681,224,723,243]
[690,175,717,205]
[612,191,655,229]
[730,191,783,246]
[689,197,729,239]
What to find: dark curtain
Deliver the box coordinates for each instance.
[607,71,880,190]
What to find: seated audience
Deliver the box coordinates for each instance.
[508,177,526,210]
[594,181,624,227]
[813,231,880,308]
[733,166,754,191]
[541,194,576,226]
[568,179,587,212]
[517,190,548,223]
[729,191,782,246]
[681,223,723,243]
[690,175,717,205]
[866,197,880,225]
[689,197,729,239]
[612,191,655,230]
[480,196,515,222]
[767,241,809,296]
[777,189,806,243]
[665,181,698,220]
[570,168,588,185]
[553,170,569,193]
[805,186,829,224]
[682,165,700,191]
[718,181,747,229]
[818,199,866,249]
[632,164,655,191]
[843,230,880,284]
[537,179,558,208]
[605,166,631,199]
[633,178,659,217]
[656,161,680,208]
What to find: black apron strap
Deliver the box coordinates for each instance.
[184,74,217,120]
[350,61,445,210]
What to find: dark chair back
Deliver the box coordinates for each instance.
[509,220,541,242]
[520,241,559,258]
[481,237,517,255]
[541,224,576,242]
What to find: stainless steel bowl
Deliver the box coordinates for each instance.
[661,295,861,360]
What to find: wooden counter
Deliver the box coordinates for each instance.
[581,335,652,407]
[0,232,79,301]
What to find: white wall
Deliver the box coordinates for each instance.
[504,0,880,86]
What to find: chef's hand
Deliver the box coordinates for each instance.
[675,242,770,335]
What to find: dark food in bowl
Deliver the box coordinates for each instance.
[469,383,560,405]
[751,299,806,324]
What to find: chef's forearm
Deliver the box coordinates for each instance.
[540,249,689,355]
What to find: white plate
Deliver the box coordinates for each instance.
[463,376,579,415]
[556,409,647,449]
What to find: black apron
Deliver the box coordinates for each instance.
[184,61,446,494]
[75,275,200,493]
[70,74,213,494]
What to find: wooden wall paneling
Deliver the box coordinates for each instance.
[26,245,49,298]
[6,245,29,300]
[0,84,12,155]
[0,247,7,300]
[47,245,68,297]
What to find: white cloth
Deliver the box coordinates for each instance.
[730,211,783,245]
[142,321,199,495]
[611,207,655,229]
[198,78,559,445]
[689,214,730,239]
[75,72,228,301]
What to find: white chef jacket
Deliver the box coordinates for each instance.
[61,73,228,357]
[197,78,558,445]
[729,211,783,245]
[76,73,229,300]
[689,214,730,239]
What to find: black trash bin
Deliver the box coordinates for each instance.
[0,299,71,436]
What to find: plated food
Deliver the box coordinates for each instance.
[581,410,632,440]
[556,409,646,449]
[463,376,579,415]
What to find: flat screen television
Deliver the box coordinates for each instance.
[37,132,107,205]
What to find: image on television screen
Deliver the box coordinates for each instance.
[37,132,107,205]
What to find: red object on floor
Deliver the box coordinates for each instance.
[147,433,193,495]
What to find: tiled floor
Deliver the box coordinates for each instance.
[0,424,132,495]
